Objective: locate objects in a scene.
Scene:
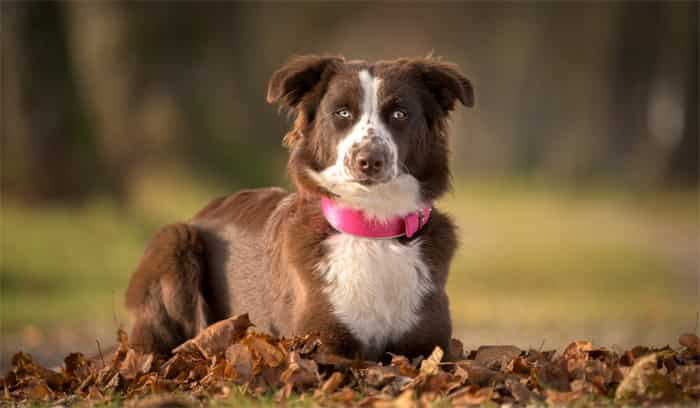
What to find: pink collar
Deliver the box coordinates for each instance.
[320,196,432,239]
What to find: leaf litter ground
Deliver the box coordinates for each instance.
[2,314,699,407]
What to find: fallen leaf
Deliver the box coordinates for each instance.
[389,354,419,378]
[28,382,52,401]
[463,362,502,387]
[680,333,700,353]
[620,345,651,365]
[378,388,415,408]
[419,346,444,376]
[242,333,286,368]
[450,385,493,405]
[447,339,465,361]
[533,358,570,392]
[615,353,681,402]
[474,345,520,370]
[64,352,93,380]
[3,320,699,406]
[546,389,583,405]
[671,365,700,395]
[412,370,450,394]
[360,365,401,389]
[225,343,254,383]
[505,378,536,403]
[563,340,592,360]
[172,314,253,358]
[321,372,344,394]
[505,356,530,375]
[280,351,320,389]
[119,349,154,380]
[326,387,358,403]
[310,347,357,368]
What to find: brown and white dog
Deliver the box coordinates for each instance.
[125,55,473,360]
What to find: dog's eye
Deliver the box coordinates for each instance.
[391,110,408,120]
[334,108,352,119]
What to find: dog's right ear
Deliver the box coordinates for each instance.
[266,55,344,111]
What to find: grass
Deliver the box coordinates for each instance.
[442,180,698,346]
[1,170,698,348]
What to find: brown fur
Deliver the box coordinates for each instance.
[125,55,473,359]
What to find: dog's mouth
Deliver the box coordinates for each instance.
[308,166,400,197]
[352,174,393,187]
[308,167,424,220]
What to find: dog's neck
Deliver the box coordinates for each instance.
[320,196,432,239]
[307,168,428,222]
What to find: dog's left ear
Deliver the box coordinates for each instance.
[267,55,344,110]
[412,59,474,112]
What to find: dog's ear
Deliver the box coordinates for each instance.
[412,58,474,112]
[267,55,344,110]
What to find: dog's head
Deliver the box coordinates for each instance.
[267,55,473,220]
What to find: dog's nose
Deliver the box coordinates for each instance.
[354,148,386,177]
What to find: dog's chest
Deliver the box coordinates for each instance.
[318,234,433,355]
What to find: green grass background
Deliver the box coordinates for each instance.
[2,168,698,365]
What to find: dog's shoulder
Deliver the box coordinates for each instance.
[190,187,289,229]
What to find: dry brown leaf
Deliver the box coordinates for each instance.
[280,351,320,389]
[3,322,700,406]
[321,371,344,394]
[563,340,593,360]
[243,333,286,368]
[671,365,700,396]
[225,343,254,383]
[172,314,252,358]
[462,361,502,387]
[64,352,93,380]
[447,338,465,361]
[357,393,393,407]
[372,388,415,408]
[533,358,570,392]
[125,394,192,408]
[473,345,521,370]
[326,386,358,403]
[505,378,536,403]
[119,349,154,380]
[615,353,681,402]
[450,385,493,406]
[28,381,52,401]
[258,364,284,389]
[620,345,651,366]
[412,370,450,394]
[310,347,358,369]
[419,346,444,376]
[546,389,583,405]
[505,356,530,375]
[361,365,401,389]
[680,333,700,353]
[389,354,419,378]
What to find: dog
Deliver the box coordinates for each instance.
[125,55,474,360]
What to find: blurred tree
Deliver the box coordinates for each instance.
[3,2,99,203]
[2,2,697,204]
[665,2,698,187]
[608,2,697,187]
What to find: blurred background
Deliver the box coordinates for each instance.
[1,2,697,370]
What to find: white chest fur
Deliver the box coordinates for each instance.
[318,234,433,354]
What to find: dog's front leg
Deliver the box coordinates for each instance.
[293,301,363,359]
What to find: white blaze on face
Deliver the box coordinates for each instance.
[333,69,398,180]
[308,69,423,220]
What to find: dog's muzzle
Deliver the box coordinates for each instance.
[345,137,393,184]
